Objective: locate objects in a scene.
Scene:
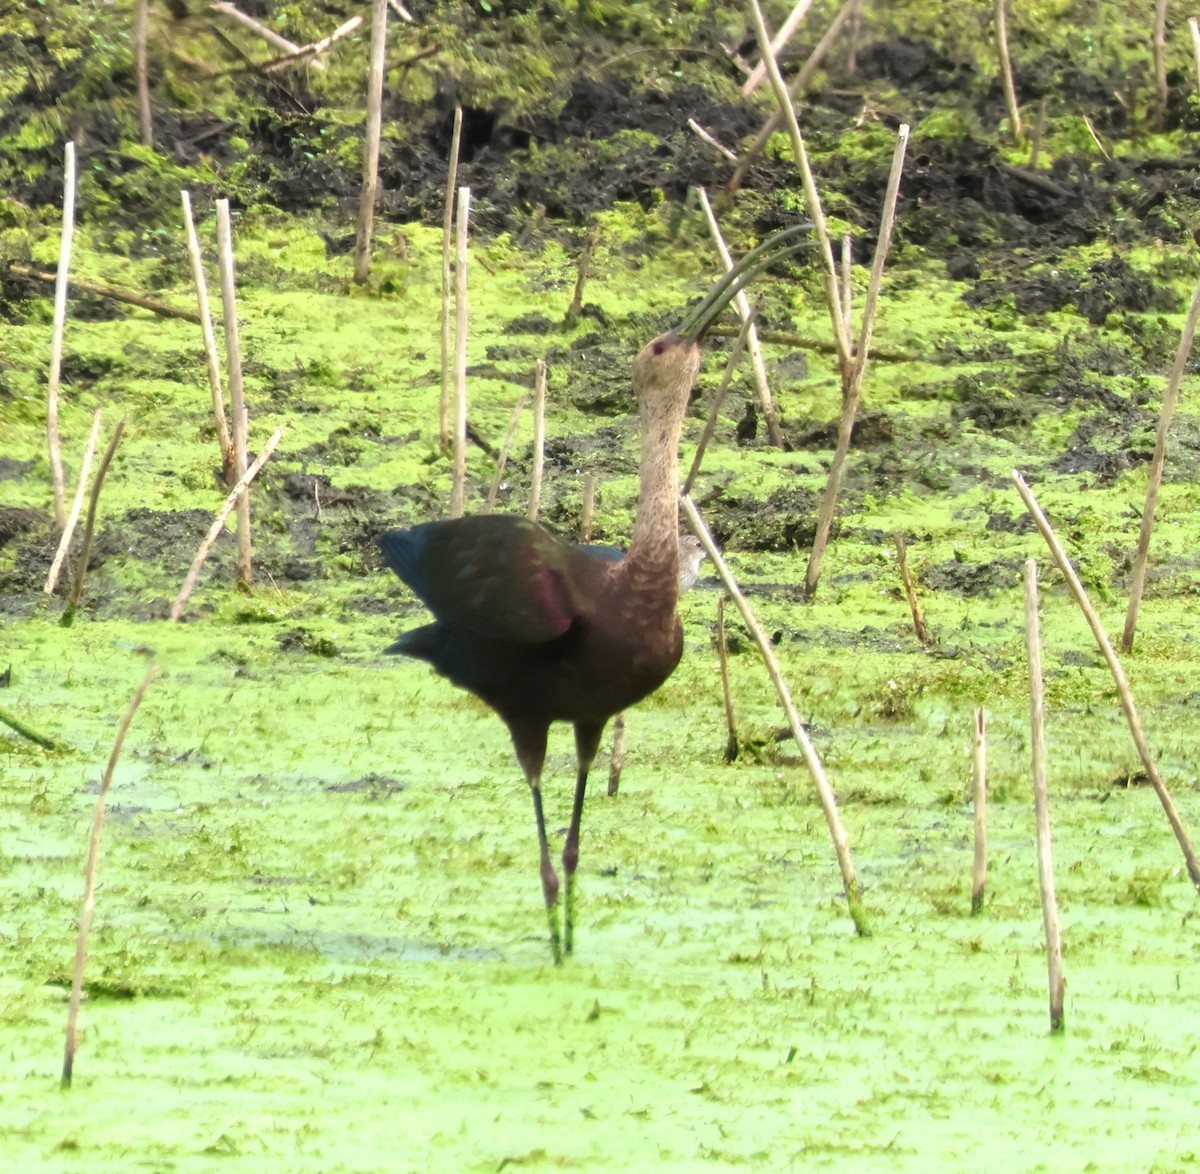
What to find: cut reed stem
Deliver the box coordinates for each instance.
[440,106,464,454]
[215,199,252,585]
[483,392,526,514]
[450,186,471,518]
[47,141,76,531]
[527,359,547,522]
[994,0,1023,143]
[971,707,988,915]
[135,0,153,147]
[717,593,739,763]
[580,473,597,543]
[1023,559,1064,1032]
[352,0,389,285]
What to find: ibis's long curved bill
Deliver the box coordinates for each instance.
[675,223,814,341]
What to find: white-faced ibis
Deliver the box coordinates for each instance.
[379,226,808,962]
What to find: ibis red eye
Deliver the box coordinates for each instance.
[652,340,666,355]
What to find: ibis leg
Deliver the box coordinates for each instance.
[529,779,563,965]
[564,722,604,956]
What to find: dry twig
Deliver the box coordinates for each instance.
[1121,272,1200,651]
[1013,470,1200,892]
[62,663,158,1087]
[44,410,102,597]
[681,493,867,936]
[171,427,285,620]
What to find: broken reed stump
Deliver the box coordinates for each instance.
[1023,560,1065,1032]
[580,473,597,543]
[450,186,471,519]
[352,0,388,285]
[215,199,252,585]
[527,359,547,521]
[62,416,127,627]
[894,532,931,645]
[681,493,868,937]
[1013,470,1200,893]
[440,106,464,454]
[971,707,988,915]
[717,593,739,763]
[606,713,627,797]
[180,191,234,485]
[171,427,285,621]
[47,141,77,531]
[63,662,158,1088]
[566,224,598,324]
[44,409,102,597]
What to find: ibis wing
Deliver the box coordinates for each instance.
[379,516,603,644]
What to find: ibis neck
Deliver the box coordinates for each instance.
[626,401,684,586]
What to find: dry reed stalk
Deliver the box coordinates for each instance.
[62,662,158,1087]
[450,187,472,517]
[1121,273,1200,652]
[606,712,626,797]
[170,426,285,621]
[440,106,464,453]
[994,0,1023,143]
[682,306,758,496]
[260,15,363,72]
[729,0,860,193]
[44,410,102,596]
[686,119,738,162]
[704,322,916,363]
[1013,470,1200,892]
[135,0,153,147]
[747,0,852,370]
[215,199,252,584]
[8,263,201,323]
[971,707,988,915]
[1081,114,1111,161]
[894,532,931,644]
[47,141,76,530]
[681,493,867,935]
[180,191,234,484]
[805,124,909,598]
[1190,19,1200,93]
[1153,0,1169,130]
[483,393,526,513]
[1023,559,1065,1031]
[352,0,389,285]
[62,416,127,626]
[580,473,597,543]
[527,359,547,521]
[566,225,598,323]
[742,0,815,95]
[696,188,784,448]
[388,0,414,21]
[717,593,738,763]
